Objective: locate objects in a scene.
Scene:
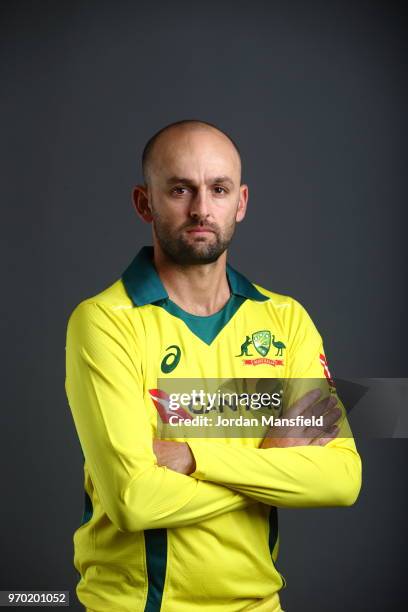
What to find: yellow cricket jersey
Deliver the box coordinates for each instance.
[65,245,362,612]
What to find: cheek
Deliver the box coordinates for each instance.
[153,204,182,225]
[160,197,191,218]
[220,208,239,228]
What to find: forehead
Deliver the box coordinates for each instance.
[151,127,240,179]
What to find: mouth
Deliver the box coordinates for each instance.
[185,227,215,234]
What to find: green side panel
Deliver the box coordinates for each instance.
[268,505,278,554]
[79,450,93,525]
[81,490,93,525]
[76,453,94,586]
[268,507,287,589]
[144,528,168,612]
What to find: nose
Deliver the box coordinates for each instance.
[188,187,210,222]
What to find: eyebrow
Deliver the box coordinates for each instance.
[165,175,235,187]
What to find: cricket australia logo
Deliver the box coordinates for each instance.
[236,330,285,367]
[252,330,271,356]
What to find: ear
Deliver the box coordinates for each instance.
[235,184,249,223]
[132,185,153,223]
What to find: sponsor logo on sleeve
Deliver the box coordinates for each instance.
[148,388,190,423]
[319,353,336,389]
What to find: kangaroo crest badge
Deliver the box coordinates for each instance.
[236,330,286,366]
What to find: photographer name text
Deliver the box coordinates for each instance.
[166,415,324,427]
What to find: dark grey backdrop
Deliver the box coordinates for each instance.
[1,1,407,610]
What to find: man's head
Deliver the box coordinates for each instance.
[132,119,248,265]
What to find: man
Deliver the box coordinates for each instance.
[65,119,362,612]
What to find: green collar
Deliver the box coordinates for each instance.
[122,246,269,306]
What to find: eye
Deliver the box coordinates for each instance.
[214,186,227,194]
[171,186,189,195]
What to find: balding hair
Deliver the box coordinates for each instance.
[141,119,242,186]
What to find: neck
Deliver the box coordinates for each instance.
[152,243,231,316]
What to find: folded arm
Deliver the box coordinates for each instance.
[186,436,362,508]
[65,301,256,533]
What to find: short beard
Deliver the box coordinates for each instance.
[152,211,236,266]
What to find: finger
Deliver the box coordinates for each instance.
[301,408,342,439]
[285,388,322,419]
[300,394,338,420]
[313,405,342,432]
[323,406,342,427]
[261,436,312,448]
[313,425,340,446]
[302,423,335,439]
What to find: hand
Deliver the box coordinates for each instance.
[153,439,196,475]
[260,388,341,449]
